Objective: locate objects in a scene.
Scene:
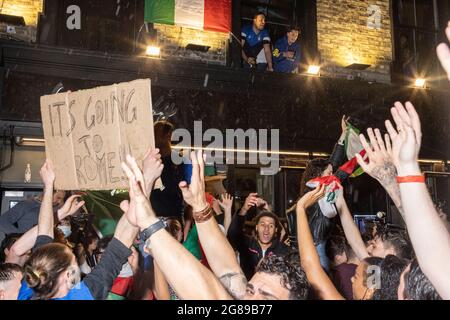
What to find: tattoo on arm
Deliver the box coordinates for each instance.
[371,161,397,187]
[219,272,248,300]
[371,162,405,219]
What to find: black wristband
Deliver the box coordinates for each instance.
[140,218,167,243]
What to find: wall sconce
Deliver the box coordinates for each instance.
[345,63,371,70]
[142,23,161,58]
[413,78,426,89]
[146,45,161,57]
[306,65,321,76]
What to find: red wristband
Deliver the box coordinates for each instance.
[396,175,425,184]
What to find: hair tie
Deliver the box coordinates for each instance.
[33,270,41,279]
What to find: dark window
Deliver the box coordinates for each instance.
[393,0,450,86]
[239,0,318,69]
[37,0,143,54]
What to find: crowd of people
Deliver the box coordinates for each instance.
[0,22,449,301]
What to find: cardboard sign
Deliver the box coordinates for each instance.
[40,79,155,190]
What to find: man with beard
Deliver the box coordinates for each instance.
[228,193,290,279]
[241,12,273,72]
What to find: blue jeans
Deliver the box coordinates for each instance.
[315,240,331,274]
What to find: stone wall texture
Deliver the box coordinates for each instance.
[317,0,393,82]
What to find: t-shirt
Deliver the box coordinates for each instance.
[272,35,301,73]
[150,154,184,218]
[333,263,357,300]
[18,280,94,300]
[241,24,271,61]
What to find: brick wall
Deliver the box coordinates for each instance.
[317,0,393,83]
[155,24,229,65]
[1,0,43,26]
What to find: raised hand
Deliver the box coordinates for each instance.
[39,159,55,188]
[436,21,450,80]
[257,198,271,211]
[143,148,164,196]
[385,102,422,175]
[239,193,259,215]
[341,115,349,134]
[178,151,208,212]
[356,128,397,187]
[121,155,156,230]
[57,195,85,220]
[218,193,233,211]
[296,184,326,211]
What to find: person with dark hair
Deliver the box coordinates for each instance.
[241,12,273,71]
[149,121,184,219]
[0,234,24,264]
[373,255,408,300]
[337,190,413,261]
[228,193,290,279]
[287,116,349,272]
[0,263,23,300]
[75,234,99,275]
[368,228,413,260]
[247,252,309,300]
[272,25,301,73]
[351,256,383,300]
[326,235,348,268]
[398,258,441,300]
[326,235,358,300]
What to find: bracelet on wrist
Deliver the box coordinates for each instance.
[193,205,213,223]
[397,175,425,184]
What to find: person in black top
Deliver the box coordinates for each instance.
[149,121,184,219]
[286,117,349,272]
[228,193,290,280]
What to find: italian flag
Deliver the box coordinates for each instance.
[144,0,232,33]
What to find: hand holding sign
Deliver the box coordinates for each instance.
[41,79,156,191]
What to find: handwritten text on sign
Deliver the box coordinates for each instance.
[40,79,154,190]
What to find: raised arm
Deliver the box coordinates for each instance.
[218,193,234,234]
[329,116,349,171]
[179,151,247,299]
[122,153,231,300]
[386,101,450,299]
[436,21,450,80]
[335,193,370,261]
[296,185,344,300]
[36,160,56,238]
[227,193,258,252]
[355,128,404,218]
[152,261,171,300]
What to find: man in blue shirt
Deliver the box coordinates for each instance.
[241,12,273,72]
[272,26,301,73]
